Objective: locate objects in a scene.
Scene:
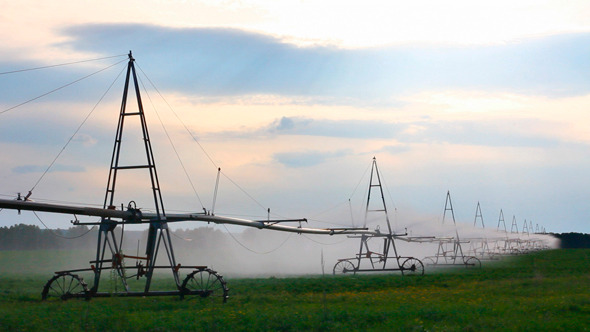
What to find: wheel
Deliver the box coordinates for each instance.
[401,257,424,276]
[422,257,436,266]
[333,260,355,275]
[180,268,229,303]
[41,272,89,301]
[464,256,481,269]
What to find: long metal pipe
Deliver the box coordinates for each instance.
[0,198,384,236]
[0,198,133,220]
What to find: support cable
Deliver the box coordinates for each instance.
[0,54,127,75]
[378,170,399,231]
[27,63,128,194]
[308,161,371,228]
[308,200,349,220]
[221,224,292,255]
[348,162,371,200]
[307,161,372,228]
[135,64,219,169]
[301,233,348,246]
[136,64,269,214]
[32,211,96,239]
[211,168,221,215]
[305,217,355,228]
[220,172,268,212]
[170,230,193,242]
[349,199,355,228]
[135,70,205,209]
[0,194,103,208]
[360,180,370,228]
[1,58,128,116]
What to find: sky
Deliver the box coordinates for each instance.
[0,0,589,243]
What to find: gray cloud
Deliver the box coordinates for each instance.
[45,24,590,104]
[215,116,567,149]
[57,24,388,102]
[12,164,85,174]
[273,150,353,168]
[2,25,589,108]
[267,116,405,139]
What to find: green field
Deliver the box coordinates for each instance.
[0,249,589,331]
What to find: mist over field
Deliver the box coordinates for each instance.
[0,222,558,278]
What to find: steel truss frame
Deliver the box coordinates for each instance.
[40,52,229,302]
[422,191,481,268]
[466,203,500,261]
[333,158,424,276]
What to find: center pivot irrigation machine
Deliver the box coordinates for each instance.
[420,192,481,269]
[332,158,425,276]
[0,53,389,302]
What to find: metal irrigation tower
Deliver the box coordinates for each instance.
[39,52,229,301]
[93,51,177,295]
[497,209,506,233]
[422,191,480,268]
[473,201,484,228]
[333,157,424,275]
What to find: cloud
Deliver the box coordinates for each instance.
[72,133,97,147]
[2,24,589,110]
[266,116,405,139]
[214,115,567,149]
[58,24,378,100]
[273,150,352,168]
[273,116,299,131]
[12,164,85,174]
[46,24,590,105]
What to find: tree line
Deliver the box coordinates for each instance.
[551,232,590,249]
[0,223,231,251]
[0,224,96,250]
[1,224,589,250]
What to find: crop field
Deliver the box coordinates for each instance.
[0,249,589,331]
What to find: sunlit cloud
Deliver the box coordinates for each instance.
[3,0,590,58]
[247,0,590,47]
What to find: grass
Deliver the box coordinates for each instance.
[0,249,589,331]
